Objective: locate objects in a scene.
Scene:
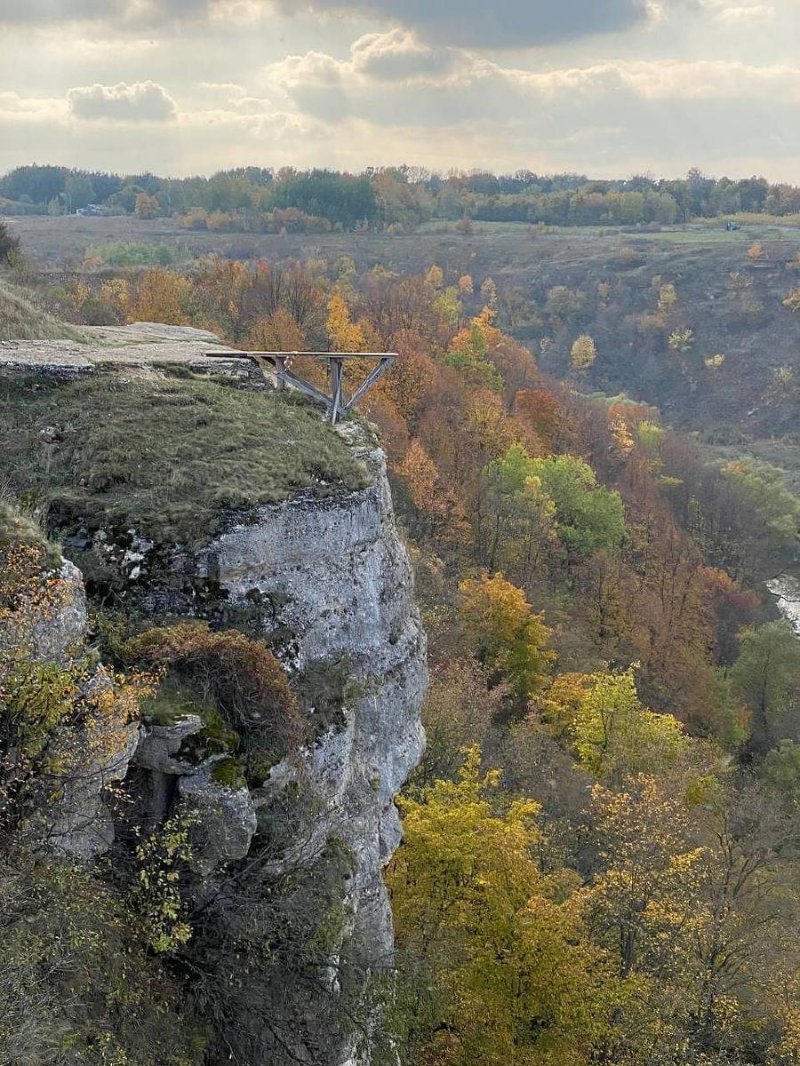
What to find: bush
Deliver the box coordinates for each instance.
[124,622,303,776]
[0,220,20,265]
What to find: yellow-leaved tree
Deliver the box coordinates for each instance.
[570,334,597,373]
[459,572,554,706]
[543,667,690,783]
[131,268,191,325]
[388,746,613,1066]
[326,289,367,351]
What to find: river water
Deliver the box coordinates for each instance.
[767,575,800,636]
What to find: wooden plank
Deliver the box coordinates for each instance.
[208,351,397,360]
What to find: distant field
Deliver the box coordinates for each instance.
[8,213,800,274]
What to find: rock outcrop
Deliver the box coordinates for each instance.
[2,347,427,1064]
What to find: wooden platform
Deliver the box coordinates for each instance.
[206,350,396,423]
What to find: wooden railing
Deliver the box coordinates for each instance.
[205,351,396,424]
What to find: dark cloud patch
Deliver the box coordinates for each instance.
[276,0,655,48]
[68,80,177,122]
[0,0,122,20]
[0,0,208,25]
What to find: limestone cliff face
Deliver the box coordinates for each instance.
[201,422,427,1000]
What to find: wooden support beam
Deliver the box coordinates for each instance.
[330,357,344,424]
[342,357,394,414]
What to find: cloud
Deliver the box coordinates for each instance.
[0,0,117,20]
[67,80,178,122]
[273,0,662,48]
[266,35,800,129]
[1,0,685,46]
[350,30,459,82]
[0,92,66,122]
[700,0,776,22]
[0,0,208,26]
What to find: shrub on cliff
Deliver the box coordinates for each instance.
[125,622,302,778]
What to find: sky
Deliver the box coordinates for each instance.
[1,0,799,181]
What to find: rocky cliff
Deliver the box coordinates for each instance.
[202,422,427,990]
[0,352,427,1065]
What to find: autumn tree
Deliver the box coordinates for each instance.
[570,333,597,373]
[246,307,304,351]
[134,192,161,219]
[657,282,678,315]
[444,308,503,391]
[425,263,444,290]
[458,572,554,706]
[326,289,367,351]
[396,439,440,528]
[131,267,191,325]
[388,747,610,1066]
[668,326,695,352]
[586,775,708,1042]
[547,667,690,783]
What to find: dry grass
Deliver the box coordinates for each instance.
[0,277,86,341]
[0,372,371,544]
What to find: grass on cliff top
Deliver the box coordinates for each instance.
[0,501,48,548]
[0,372,371,544]
[0,276,87,342]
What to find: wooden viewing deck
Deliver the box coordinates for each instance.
[206,350,396,424]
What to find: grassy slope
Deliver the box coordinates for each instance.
[0,276,87,341]
[499,238,800,480]
[0,372,370,544]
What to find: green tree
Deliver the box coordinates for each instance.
[64,173,95,212]
[478,444,556,580]
[0,221,20,266]
[526,454,626,560]
[731,621,800,758]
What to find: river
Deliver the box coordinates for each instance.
[767,575,800,636]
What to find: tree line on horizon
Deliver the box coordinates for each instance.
[2,163,800,232]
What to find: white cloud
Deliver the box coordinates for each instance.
[700,0,775,23]
[0,92,66,121]
[67,80,178,122]
[265,37,800,127]
[350,30,460,82]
